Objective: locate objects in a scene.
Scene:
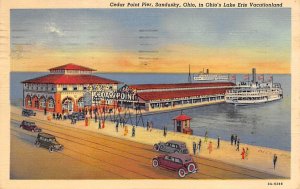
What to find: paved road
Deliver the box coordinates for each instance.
[11,113,282,179]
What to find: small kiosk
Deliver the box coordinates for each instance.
[173,113,193,135]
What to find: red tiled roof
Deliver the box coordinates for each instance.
[173,114,192,121]
[22,74,120,84]
[49,63,96,71]
[137,88,229,101]
[130,82,235,90]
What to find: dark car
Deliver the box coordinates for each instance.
[20,120,42,132]
[35,133,64,152]
[152,153,197,178]
[153,140,189,154]
[68,112,85,121]
[22,109,36,117]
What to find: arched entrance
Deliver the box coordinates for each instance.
[47,97,55,111]
[39,96,46,110]
[77,97,84,111]
[25,95,32,108]
[62,97,74,113]
[32,96,39,109]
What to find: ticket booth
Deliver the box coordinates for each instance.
[173,113,193,135]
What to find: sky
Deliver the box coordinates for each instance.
[11,8,291,73]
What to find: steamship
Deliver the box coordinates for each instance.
[193,69,229,81]
[225,69,283,105]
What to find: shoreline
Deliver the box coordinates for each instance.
[10,105,290,178]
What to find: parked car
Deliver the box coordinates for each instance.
[34,133,64,152]
[153,140,189,154]
[22,109,36,117]
[20,120,42,132]
[152,153,197,178]
[68,112,85,121]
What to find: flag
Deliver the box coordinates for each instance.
[243,74,249,80]
[258,74,264,81]
[230,75,236,81]
[268,76,273,82]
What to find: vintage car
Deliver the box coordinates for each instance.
[22,109,36,117]
[35,133,64,152]
[20,120,42,132]
[152,153,197,178]
[68,112,85,121]
[153,140,189,154]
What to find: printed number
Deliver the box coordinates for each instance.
[268,182,283,186]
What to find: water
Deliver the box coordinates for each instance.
[10,72,291,151]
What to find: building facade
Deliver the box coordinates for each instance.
[22,63,120,113]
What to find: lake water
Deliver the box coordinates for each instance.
[10,72,291,151]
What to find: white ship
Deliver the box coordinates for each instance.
[225,69,283,105]
[193,69,229,81]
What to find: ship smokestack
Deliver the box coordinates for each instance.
[252,68,256,83]
[206,69,209,74]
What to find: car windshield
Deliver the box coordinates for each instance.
[184,158,192,163]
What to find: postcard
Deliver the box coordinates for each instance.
[0,0,299,188]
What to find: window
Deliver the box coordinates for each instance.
[73,86,78,91]
[174,158,182,164]
[40,98,46,108]
[48,98,54,108]
[63,86,67,91]
[83,86,87,90]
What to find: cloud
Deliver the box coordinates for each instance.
[45,22,64,36]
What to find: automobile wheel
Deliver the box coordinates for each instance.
[152,159,159,167]
[187,163,196,173]
[159,145,165,151]
[178,168,186,178]
[35,141,40,147]
[49,147,54,153]
[153,144,159,151]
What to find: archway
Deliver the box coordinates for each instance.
[25,95,32,108]
[39,96,46,110]
[47,97,55,111]
[32,96,39,109]
[62,97,74,114]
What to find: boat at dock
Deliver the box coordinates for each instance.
[193,69,229,81]
[225,69,283,105]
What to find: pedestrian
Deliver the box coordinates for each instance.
[193,142,197,155]
[98,119,101,129]
[116,121,119,132]
[124,125,128,136]
[147,121,149,131]
[74,118,77,124]
[52,112,56,120]
[163,126,167,137]
[198,138,202,153]
[234,135,238,146]
[204,131,208,143]
[150,121,153,132]
[208,141,213,154]
[217,136,220,149]
[273,154,278,169]
[236,138,240,151]
[231,134,234,145]
[132,126,135,137]
[44,107,47,115]
[241,148,245,160]
[95,114,97,123]
[85,117,88,127]
[56,113,59,120]
[245,147,249,160]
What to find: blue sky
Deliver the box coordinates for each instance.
[10,8,291,73]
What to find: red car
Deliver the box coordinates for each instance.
[20,120,42,132]
[152,153,197,178]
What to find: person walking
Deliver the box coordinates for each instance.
[241,148,245,160]
[208,141,213,154]
[98,119,101,129]
[204,131,208,143]
[147,121,150,131]
[163,126,167,137]
[150,121,153,132]
[234,135,238,146]
[116,121,119,132]
[273,154,278,170]
[193,142,197,155]
[198,139,202,153]
[245,147,249,160]
[231,134,234,145]
[52,112,56,120]
[132,126,135,137]
[95,114,98,123]
[236,138,240,151]
[124,125,128,136]
[217,136,220,149]
[44,107,47,115]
